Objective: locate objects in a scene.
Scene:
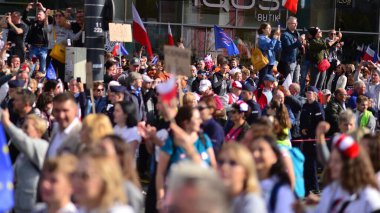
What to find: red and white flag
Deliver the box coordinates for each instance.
[284,0,299,14]
[168,24,175,46]
[156,77,177,103]
[362,46,376,61]
[132,3,153,56]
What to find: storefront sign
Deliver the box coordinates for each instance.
[336,0,353,8]
[202,0,281,12]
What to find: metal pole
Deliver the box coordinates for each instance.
[204,27,208,56]
[181,0,185,39]
[333,0,337,29]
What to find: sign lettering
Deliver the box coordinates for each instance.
[202,0,281,12]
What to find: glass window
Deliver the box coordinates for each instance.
[336,0,379,32]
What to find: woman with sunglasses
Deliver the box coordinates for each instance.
[218,143,267,213]
[225,101,250,143]
[250,136,295,213]
[308,27,341,90]
[1,109,48,213]
[72,151,133,213]
[295,134,380,213]
[46,10,82,81]
[156,106,217,211]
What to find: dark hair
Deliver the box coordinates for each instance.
[105,60,116,70]
[53,92,76,104]
[199,95,216,115]
[115,101,138,128]
[16,89,35,107]
[36,92,54,111]
[231,103,245,115]
[258,23,270,35]
[254,136,291,184]
[269,99,291,130]
[43,80,59,93]
[175,106,196,129]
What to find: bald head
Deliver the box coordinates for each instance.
[334,88,347,103]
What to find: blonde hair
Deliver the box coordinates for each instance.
[81,153,127,209]
[25,114,48,136]
[182,92,197,108]
[82,114,113,145]
[219,143,261,194]
[42,154,77,177]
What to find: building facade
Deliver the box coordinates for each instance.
[1,0,379,62]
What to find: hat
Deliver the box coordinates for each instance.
[308,27,320,38]
[322,89,331,96]
[232,81,242,89]
[332,134,360,159]
[233,100,249,112]
[230,68,241,76]
[307,86,319,93]
[130,57,140,66]
[110,85,126,93]
[242,82,255,92]
[199,79,212,92]
[142,74,154,83]
[263,74,275,82]
[108,81,120,90]
[8,80,25,88]
[197,70,207,76]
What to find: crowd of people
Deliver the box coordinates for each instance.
[1,2,380,213]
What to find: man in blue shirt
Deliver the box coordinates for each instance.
[280,16,304,83]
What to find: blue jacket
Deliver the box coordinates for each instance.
[280,29,302,63]
[258,35,281,65]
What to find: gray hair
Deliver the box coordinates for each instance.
[338,109,355,124]
[287,16,297,24]
[353,80,365,89]
[167,162,230,213]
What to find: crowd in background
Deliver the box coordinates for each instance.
[1,3,380,213]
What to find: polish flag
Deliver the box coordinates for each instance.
[156,77,177,104]
[132,3,153,56]
[168,24,175,46]
[112,42,129,56]
[362,46,376,62]
[284,0,299,14]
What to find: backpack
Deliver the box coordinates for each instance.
[279,145,305,198]
[165,132,207,176]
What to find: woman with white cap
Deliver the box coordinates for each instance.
[295,134,380,213]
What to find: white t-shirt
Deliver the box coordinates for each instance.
[311,181,380,213]
[114,125,142,144]
[260,176,295,213]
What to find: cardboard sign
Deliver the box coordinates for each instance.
[65,47,87,83]
[164,45,191,76]
[109,23,132,42]
[86,62,93,90]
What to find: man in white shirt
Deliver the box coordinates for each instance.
[47,92,82,158]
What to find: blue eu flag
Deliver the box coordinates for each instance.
[46,61,57,80]
[214,25,239,56]
[0,123,14,213]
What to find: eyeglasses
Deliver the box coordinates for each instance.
[96,88,104,92]
[218,159,238,166]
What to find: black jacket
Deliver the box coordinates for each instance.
[300,101,325,139]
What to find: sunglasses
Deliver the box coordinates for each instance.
[96,88,104,92]
[218,159,238,166]
[197,106,209,111]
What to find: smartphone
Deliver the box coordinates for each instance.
[77,77,81,83]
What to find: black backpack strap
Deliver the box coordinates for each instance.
[269,181,285,213]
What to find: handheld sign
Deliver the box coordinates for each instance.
[108,23,132,42]
[164,45,191,76]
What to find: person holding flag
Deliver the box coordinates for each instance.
[214,25,239,56]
